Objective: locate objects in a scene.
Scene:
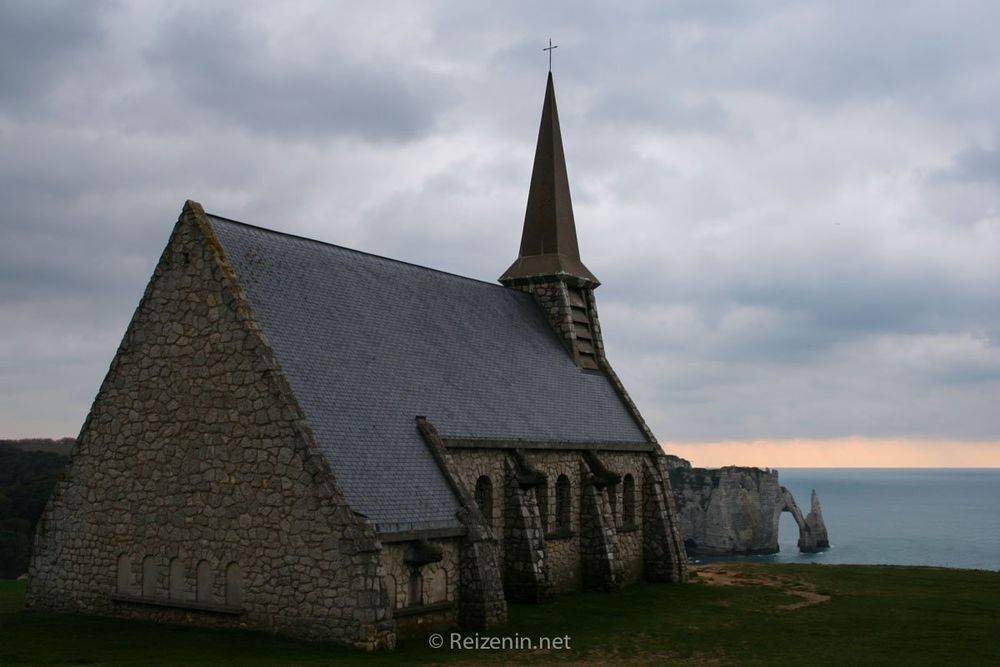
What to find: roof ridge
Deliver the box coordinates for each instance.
[206,213,519,292]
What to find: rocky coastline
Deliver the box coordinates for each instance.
[664,455,829,556]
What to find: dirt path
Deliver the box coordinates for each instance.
[690,563,831,611]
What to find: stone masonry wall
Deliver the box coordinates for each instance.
[380,539,458,634]
[438,449,507,569]
[526,450,583,593]
[510,280,577,357]
[27,205,393,648]
[448,449,677,596]
[597,452,648,585]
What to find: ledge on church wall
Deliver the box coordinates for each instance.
[442,437,654,453]
[110,593,245,616]
[379,526,466,543]
[545,528,577,541]
[393,600,454,618]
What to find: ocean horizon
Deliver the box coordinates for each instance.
[691,468,1000,572]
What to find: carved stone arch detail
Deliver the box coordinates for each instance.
[116,553,132,595]
[141,555,159,598]
[168,557,185,600]
[195,559,212,603]
[225,562,243,607]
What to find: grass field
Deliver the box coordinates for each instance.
[1,563,998,665]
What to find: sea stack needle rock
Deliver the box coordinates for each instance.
[664,456,829,555]
[801,489,830,552]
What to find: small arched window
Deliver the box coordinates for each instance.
[555,474,572,532]
[536,481,549,532]
[196,560,212,603]
[408,569,423,607]
[141,556,158,598]
[225,562,243,607]
[474,475,494,526]
[623,474,636,527]
[116,554,131,594]
[608,481,619,521]
[168,558,185,600]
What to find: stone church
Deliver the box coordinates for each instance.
[27,73,687,649]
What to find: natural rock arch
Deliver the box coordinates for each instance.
[778,487,829,553]
[666,456,830,556]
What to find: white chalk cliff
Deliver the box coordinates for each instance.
[664,456,830,555]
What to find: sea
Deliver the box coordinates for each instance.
[690,468,1000,571]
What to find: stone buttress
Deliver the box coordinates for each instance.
[415,418,507,628]
[501,452,553,602]
[642,457,688,583]
[578,454,625,591]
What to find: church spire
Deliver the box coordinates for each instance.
[500,72,599,287]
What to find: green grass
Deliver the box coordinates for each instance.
[1,564,998,665]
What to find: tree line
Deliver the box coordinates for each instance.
[0,441,71,578]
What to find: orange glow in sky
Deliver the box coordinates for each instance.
[667,437,1000,468]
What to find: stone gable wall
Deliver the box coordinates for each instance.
[27,207,393,648]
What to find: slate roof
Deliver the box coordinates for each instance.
[208,214,649,532]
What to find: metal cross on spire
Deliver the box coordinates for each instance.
[543,38,558,72]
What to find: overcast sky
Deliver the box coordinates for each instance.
[3,1,999,465]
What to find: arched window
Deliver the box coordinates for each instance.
[196,560,212,603]
[555,474,572,532]
[623,474,636,527]
[116,554,131,594]
[408,569,422,607]
[536,481,549,532]
[474,475,494,526]
[608,481,619,521]
[225,562,243,607]
[168,558,185,600]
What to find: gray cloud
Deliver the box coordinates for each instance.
[0,0,109,112]
[2,0,1000,447]
[939,145,1000,185]
[145,6,450,142]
